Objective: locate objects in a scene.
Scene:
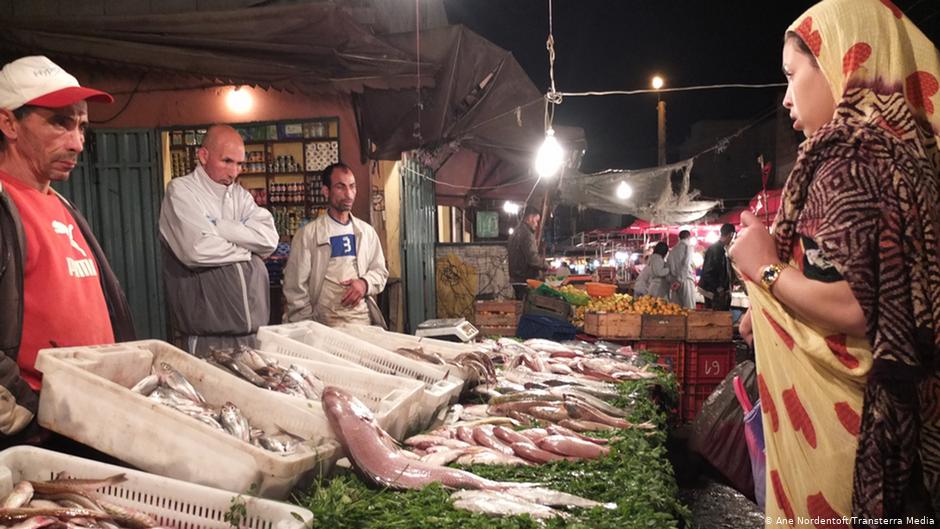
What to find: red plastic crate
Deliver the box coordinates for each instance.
[681,381,722,422]
[685,342,735,384]
[632,340,685,379]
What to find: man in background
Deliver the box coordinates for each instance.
[699,223,736,310]
[667,230,696,309]
[283,163,388,327]
[507,206,546,300]
[159,124,278,357]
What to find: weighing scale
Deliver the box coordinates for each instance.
[414,318,479,342]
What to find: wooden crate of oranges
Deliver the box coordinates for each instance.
[584,312,642,339]
[474,300,522,336]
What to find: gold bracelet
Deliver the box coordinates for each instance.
[759,263,787,291]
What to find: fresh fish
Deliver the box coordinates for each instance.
[505,410,545,427]
[451,490,565,519]
[154,362,205,403]
[28,474,126,496]
[258,434,299,454]
[0,508,110,523]
[455,426,476,445]
[455,447,529,466]
[504,486,614,509]
[546,424,610,445]
[537,434,610,459]
[491,426,531,446]
[550,387,628,417]
[489,390,563,405]
[450,417,520,429]
[37,493,102,512]
[220,402,251,442]
[517,428,549,441]
[24,500,60,510]
[509,441,573,463]
[1,481,33,509]
[404,435,470,450]
[211,349,268,388]
[471,426,515,456]
[558,419,616,432]
[321,387,507,490]
[395,346,446,365]
[548,363,575,375]
[471,384,501,399]
[564,401,632,429]
[522,339,579,356]
[442,404,463,425]
[7,516,59,529]
[129,374,160,396]
[285,365,323,399]
[460,404,492,418]
[525,405,571,423]
[419,447,469,466]
[96,497,160,528]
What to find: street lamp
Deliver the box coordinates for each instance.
[652,75,666,166]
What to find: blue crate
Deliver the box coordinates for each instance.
[515,314,578,341]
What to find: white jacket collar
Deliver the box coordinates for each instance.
[194,164,231,201]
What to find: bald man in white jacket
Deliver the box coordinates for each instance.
[159,125,278,356]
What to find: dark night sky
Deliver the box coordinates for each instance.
[444,1,940,173]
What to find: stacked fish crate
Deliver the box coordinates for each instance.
[35,340,340,499]
[257,321,465,434]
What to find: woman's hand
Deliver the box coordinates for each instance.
[739,308,754,346]
[728,211,781,281]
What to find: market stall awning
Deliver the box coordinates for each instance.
[358,25,586,204]
[0,4,433,94]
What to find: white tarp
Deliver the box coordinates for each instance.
[559,158,718,224]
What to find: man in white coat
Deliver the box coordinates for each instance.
[667,230,696,309]
[283,163,388,327]
[159,124,278,356]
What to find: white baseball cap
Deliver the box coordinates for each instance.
[0,55,113,111]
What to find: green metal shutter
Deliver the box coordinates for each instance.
[400,157,437,332]
[53,129,166,340]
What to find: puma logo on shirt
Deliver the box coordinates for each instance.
[51,220,97,278]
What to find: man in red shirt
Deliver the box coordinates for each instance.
[0,56,134,441]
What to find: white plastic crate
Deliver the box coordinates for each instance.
[337,324,482,361]
[257,351,424,440]
[0,446,312,529]
[36,340,340,499]
[258,322,463,430]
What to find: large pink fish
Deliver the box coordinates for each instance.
[322,387,505,490]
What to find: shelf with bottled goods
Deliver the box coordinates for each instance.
[165,118,341,244]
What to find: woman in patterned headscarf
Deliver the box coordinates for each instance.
[730,0,939,524]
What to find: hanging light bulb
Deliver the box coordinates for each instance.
[226,86,253,114]
[535,128,564,178]
[616,181,633,200]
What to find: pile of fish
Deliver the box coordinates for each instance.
[131,362,304,455]
[321,387,614,519]
[206,347,324,400]
[0,473,168,528]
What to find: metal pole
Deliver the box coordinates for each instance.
[657,99,667,166]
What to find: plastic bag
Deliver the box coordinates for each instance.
[734,376,766,509]
[689,360,759,500]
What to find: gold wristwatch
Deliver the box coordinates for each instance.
[759,262,787,291]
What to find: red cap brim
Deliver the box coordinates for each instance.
[25,86,114,108]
